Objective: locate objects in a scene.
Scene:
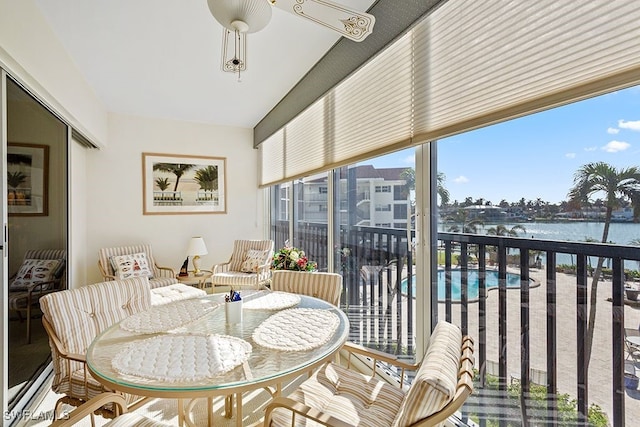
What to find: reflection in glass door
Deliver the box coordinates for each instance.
[5,77,68,411]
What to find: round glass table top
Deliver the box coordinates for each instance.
[86,290,349,396]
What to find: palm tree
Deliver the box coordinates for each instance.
[437,172,450,206]
[152,163,195,192]
[568,161,640,371]
[486,224,526,237]
[445,209,484,234]
[155,177,170,191]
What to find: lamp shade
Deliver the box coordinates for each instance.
[187,237,208,256]
[207,0,272,33]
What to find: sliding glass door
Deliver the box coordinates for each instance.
[3,75,68,420]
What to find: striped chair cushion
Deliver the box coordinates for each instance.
[271,271,342,306]
[227,240,274,272]
[392,321,463,427]
[150,283,206,305]
[98,245,178,288]
[270,361,406,427]
[40,277,152,396]
[211,271,261,287]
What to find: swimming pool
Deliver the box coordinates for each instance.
[401,269,534,302]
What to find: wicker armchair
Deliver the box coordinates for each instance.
[8,249,66,344]
[211,239,274,290]
[40,277,152,421]
[98,244,177,289]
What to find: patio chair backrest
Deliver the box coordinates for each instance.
[14,248,67,289]
[271,270,342,306]
[228,240,274,272]
[98,244,159,278]
[40,277,152,394]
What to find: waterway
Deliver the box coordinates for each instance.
[438,220,640,267]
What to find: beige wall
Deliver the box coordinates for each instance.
[0,0,107,145]
[83,113,262,285]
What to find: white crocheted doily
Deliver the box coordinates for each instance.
[120,298,220,334]
[112,334,252,382]
[243,291,301,311]
[252,308,340,351]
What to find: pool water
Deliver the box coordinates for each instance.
[401,270,524,301]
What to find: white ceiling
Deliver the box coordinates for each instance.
[33,0,376,129]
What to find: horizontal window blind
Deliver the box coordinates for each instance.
[261,0,640,187]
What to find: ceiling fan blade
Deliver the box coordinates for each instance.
[270,0,375,42]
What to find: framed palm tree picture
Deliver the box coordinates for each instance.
[7,143,49,216]
[142,152,227,215]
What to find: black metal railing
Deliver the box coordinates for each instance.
[273,221,640,426]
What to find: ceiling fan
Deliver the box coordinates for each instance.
[207,0,376,78]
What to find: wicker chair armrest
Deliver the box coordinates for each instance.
[97,260,116,281]
[50,392,128,427]
[43,316,86,362]
[343,341,419,370]
[213,262,231,274]
[264,396,354,427]
[26,279,58,295]
[155,264,176,278]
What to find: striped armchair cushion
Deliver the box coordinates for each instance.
[271,271,342,306]
[227,240,274,272]
[392,321,463,427]
[40,277,152,397]
[270,361,406,427]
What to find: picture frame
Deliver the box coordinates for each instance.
[142,152,227,215]
[7,143,49,216]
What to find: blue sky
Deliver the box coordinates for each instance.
[369,85,640,204]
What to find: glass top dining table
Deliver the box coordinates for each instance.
[86,289,349,426]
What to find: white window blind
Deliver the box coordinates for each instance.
[260,0,640,187]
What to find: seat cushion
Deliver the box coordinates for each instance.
[392,321,462,427]
[148,276,179,289]
[270,362,406,427]
[150,283,206,306]
[271,271,342,306]
[211,271,259,286]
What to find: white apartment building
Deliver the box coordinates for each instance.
[291,165,412,229]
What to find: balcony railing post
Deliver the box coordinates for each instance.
[612,257,625,427]
[576,254,589,426]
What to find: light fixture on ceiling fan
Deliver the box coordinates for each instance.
[207,0,376,80]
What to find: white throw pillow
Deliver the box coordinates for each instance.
[110,253,154,280]
[11,259,61,291]
[240,249,270,273]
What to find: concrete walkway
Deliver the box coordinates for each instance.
[440,267,640,426]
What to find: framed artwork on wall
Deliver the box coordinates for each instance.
[7,143,49,216]
[142,152,227,215]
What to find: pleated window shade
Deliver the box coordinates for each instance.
[260,0,640,187]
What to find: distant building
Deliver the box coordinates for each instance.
[278,165,412,229]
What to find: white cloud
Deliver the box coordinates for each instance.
[602,140,631,153]
[402,155,415,166]
[607,127,619,135]
[618,119,640,131]
[584,147,597,151]
[565,153,576,159]
[453,175,469,184]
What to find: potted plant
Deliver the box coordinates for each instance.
[271,242,317,272]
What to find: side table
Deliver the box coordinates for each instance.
[176,270,213,290]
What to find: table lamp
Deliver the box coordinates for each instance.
[187,237,208,276]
